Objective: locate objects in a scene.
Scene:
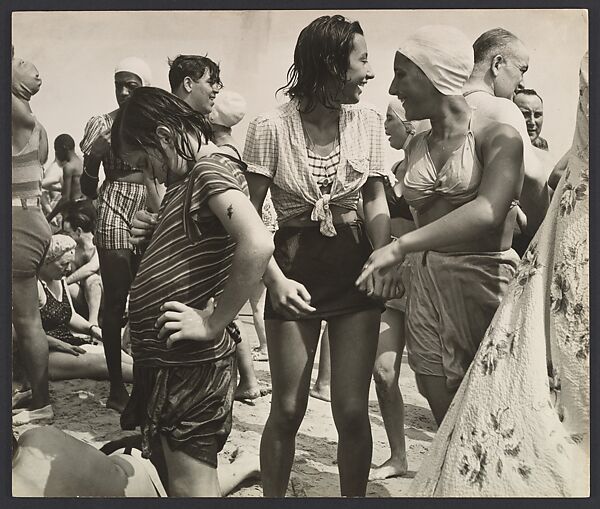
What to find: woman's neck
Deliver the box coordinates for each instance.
[39,273,59,287]
[297,98,341,130]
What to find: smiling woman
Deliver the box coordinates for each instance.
[242,14,399,498]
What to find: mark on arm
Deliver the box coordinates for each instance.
[227,204,234,219]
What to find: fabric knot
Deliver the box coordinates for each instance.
[311,194,336,237]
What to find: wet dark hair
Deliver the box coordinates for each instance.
[168,54,222,92]
[54,133,75,152]
[473,28,520,65]
[514,87,543,104]
[63,201,97,233]
[111,87,213,167]
[278,15,364,113]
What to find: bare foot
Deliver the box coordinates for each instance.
[369,456,408,480]
[235,384,271,401]
[107,385,130,413]
[309,383,331,402]
[251,347,268,362]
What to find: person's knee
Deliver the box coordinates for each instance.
[332,401,369,436]
[270,399,307,434]
[373,362,397,392]
[84,273,103,292]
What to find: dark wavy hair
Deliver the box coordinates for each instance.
[168,54,222,92]
[278,15,364,113]
[111,87,213,166]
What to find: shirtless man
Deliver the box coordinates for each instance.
[12,426,260,497]
[46,134,85,222]
[62,204,103,326]
[463,28,552,238]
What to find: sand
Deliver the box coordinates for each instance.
[13,309,437,498]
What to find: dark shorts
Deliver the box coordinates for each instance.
[264,221,383,321]
[121,354,237,468]
[12,205,52,278]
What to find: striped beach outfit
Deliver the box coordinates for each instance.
[121,154,246,467]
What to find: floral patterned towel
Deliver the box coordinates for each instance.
[409,53,589,497]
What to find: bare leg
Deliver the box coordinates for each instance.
[415,374,456,426]
[328,310,380,497]
[98,248,137,413]
[260,319,321,497]
[235,325,263,401]
[12,276,50,411]
[249,282,268,360]
[82,273,103,326]
[218,449,261,496]
[370,308,408,480]
[48,349,133,382]
[160,435,220,497]
[310,325,331,402]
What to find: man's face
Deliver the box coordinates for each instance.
[187,69,221,115]
[494,42,529,99]
[115,71,143,107]
[514,93,544,142]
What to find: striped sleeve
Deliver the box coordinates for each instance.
[242,116,278,178]
[80,115,108,155]
[187,157,247,218]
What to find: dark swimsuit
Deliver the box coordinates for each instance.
[40,279,86,346]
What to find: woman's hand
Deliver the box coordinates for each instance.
[266,276,316,319]
[49,338,87,356]
[129,210,158,247]
[156,299,220,347]
[89,325,102,342]
[356,240,405,294]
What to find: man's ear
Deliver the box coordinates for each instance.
[183,76,194,93]
[76,227,84,236]
[491,54,504,77]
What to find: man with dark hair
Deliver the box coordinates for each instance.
[464,27,551,245]
[46,134,84,222]
[514,88,549,150]
[62,203,103,326]
[168,55,222,115]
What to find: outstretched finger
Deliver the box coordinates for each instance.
[356,262,375,287]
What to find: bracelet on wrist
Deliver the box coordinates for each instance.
[83,168,100,180]
[88,324,99,335]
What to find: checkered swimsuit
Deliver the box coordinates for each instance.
[95,180,146,251]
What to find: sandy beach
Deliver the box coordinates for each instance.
[13,306,437,498]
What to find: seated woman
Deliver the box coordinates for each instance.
[34,234,132,382]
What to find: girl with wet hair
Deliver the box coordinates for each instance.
[111,86,273,497]
[244,15,398,497]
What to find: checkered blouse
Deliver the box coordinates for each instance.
[243,99,386,237]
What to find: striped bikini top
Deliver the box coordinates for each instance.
[12,120,43,199]
[307,141,341,189]
[402,118,482,212]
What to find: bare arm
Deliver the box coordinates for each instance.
[362,177,391,249]
[244,172,315,316]
[38,123,49,165]
[65,250,99,285]
[357,123,523,284]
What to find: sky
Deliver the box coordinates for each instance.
[12,9,588,167]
